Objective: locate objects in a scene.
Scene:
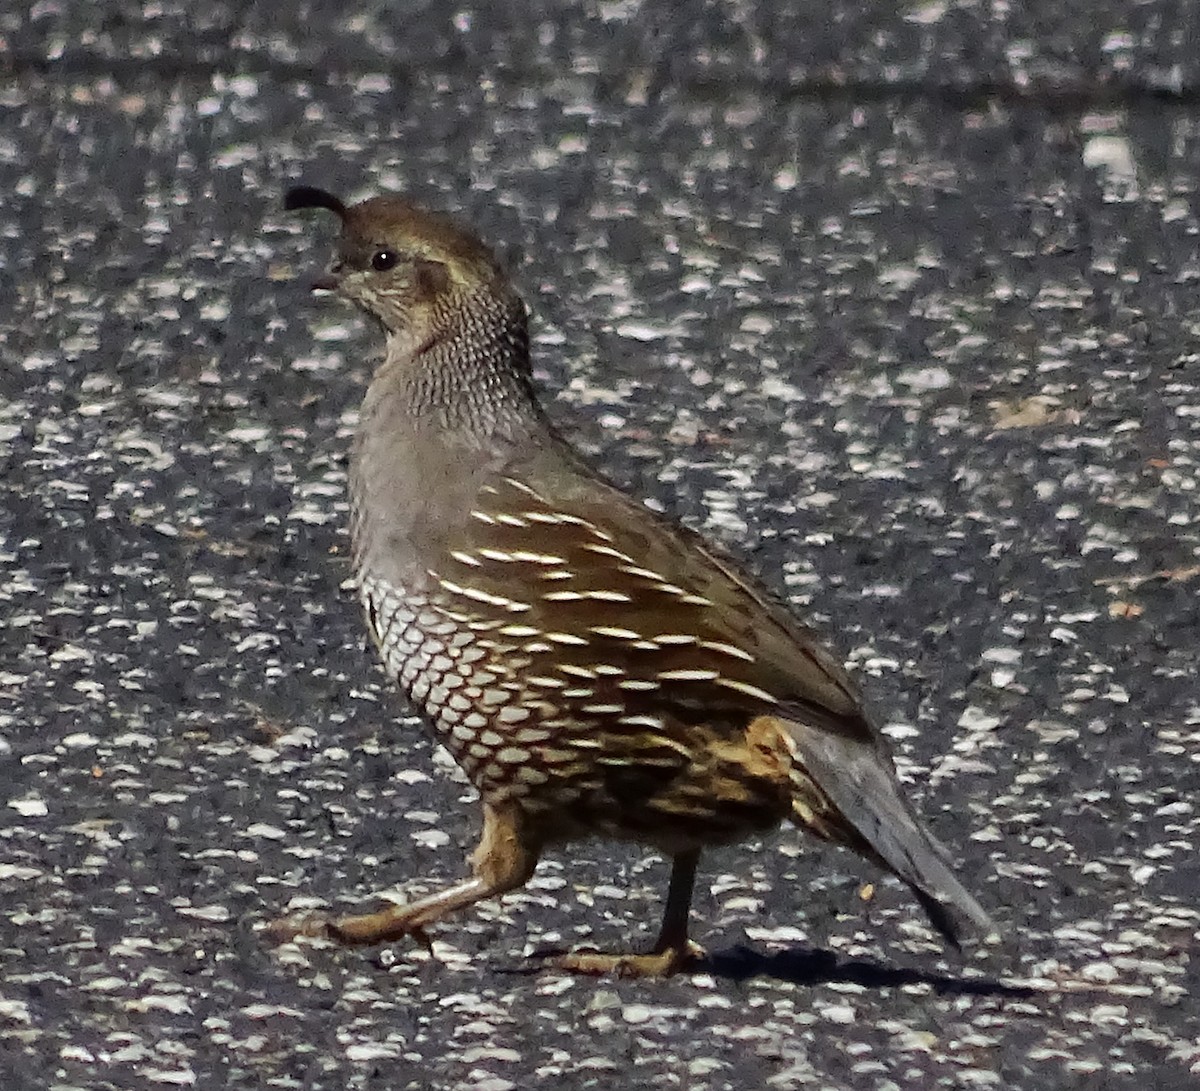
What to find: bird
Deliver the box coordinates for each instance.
[273,183,996,976]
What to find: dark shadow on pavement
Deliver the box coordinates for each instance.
[509,942,1037,999]
[702,944,1036,999]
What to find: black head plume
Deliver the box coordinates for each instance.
[284,186,347,217]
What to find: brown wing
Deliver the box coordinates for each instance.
[428,454,878,748]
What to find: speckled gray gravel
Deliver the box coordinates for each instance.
[1,4,1198,1089]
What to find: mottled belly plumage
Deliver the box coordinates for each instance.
[357,571,796,849]
[361,575,557,791]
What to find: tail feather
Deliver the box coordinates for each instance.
[783,718,996,946]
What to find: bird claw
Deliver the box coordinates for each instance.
[261,912,331,945]
[262,910,435,954]
[542,940,705,978]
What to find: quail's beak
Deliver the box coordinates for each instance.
[311,270,341,293]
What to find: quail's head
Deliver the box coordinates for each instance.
[285,186,510,346]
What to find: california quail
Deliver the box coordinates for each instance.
[275,184,996,976]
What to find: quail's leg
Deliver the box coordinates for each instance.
[267,803,539,948]
[553,849,705,978]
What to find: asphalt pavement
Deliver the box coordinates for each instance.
[1,3,1198,1089]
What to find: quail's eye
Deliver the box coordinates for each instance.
[371,249,398,272]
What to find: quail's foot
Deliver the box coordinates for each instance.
[263,909,434,953]
[325,906,436,949]
[547,940,706,978]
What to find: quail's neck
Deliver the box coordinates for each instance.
[349,285,548,589]
[372,286,544,443]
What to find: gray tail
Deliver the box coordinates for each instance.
[784,719,996,947]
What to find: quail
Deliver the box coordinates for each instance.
[275,184,996,976]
